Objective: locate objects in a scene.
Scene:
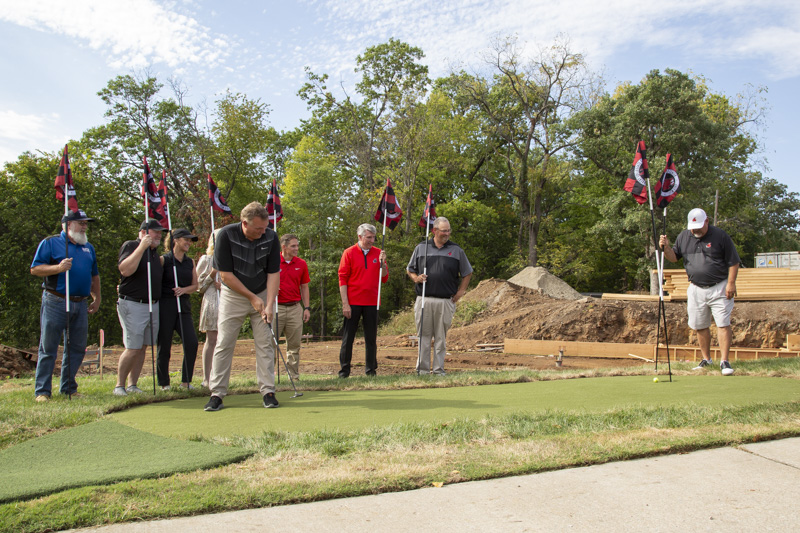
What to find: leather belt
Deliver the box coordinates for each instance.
[692,282,717,289]
[46,289,87,302]
[278,301,300,306]
[119,294,159,304]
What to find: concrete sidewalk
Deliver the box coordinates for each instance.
[77,437,800,532]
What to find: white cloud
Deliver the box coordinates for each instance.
[0,110,69,165]
[0,0,231,69]
[290,0,800,81]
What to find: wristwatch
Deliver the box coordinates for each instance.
[304,306,310,310]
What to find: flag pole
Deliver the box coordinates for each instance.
[646,173,672,381]
[378,202,387,311]
[273,189,280,384]
[144,158,157,395]
[417,184,432,374]
[62,145,72,399]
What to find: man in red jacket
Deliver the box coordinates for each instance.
[338,223,388,377]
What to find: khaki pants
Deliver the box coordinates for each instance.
[209,286,275,398]
[276,303,303,379]
[414,296,455,375]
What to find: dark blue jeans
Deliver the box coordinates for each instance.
[35,291,88,396]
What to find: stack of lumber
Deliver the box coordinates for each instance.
[659,268,800,301]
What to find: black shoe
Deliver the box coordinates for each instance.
[365,371,376,376]
[263,392,279,408]
[204,395,223,411]
[338,373,349,379]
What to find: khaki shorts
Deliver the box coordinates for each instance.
[117,298,159,349]
[687,280,734,330]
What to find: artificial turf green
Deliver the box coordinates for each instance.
[110,375,800,439]
[0,420,252,503]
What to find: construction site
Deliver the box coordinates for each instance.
[3,266,800,379]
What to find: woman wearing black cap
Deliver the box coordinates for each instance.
[157,228,199,390]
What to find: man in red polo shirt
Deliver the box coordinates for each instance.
[338,223,388,377]
[276,234,311,380]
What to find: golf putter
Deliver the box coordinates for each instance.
[266,322,303,398]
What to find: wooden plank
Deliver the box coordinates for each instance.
[504,339,800,361]
[504,339,656,359]
[788,334,800,351]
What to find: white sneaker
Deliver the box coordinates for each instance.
[113,386,128,396]
[161,386,171,391]
[721,360,735,376]
[181,384,195,390]
[126,385,144,394]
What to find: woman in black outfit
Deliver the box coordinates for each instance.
[157,228,199,389]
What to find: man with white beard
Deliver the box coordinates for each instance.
[30,209,101,401]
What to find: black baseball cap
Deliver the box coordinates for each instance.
[172,228,198,241]
[62,210,95,223]
[140,219,168,231]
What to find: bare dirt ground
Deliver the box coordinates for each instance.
[4,271,799,380]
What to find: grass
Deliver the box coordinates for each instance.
[1,358,800,532]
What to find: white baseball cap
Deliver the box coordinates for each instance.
[687,208,707,230]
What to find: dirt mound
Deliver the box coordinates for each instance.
[507,267,583,300]
[0,345,36,378]
[450,279,800,353]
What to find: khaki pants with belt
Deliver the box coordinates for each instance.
[414,296,456,375]
[276,302,303,379]
[209,286,275,398]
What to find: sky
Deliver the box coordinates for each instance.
[1,0,799,194]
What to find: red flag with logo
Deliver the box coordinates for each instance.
[208,174,232,214]
[624,141,649,204]
[141,157,165,222]
[265,179,283,230]
[54,145,78,212]
[654,153,680,208]
[154,170,170,228]
[374,178,403,230]
[418,184,437,229]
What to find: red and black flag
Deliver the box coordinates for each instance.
[154,170,170,228]
[654,153,680,208]
[141,157,164,221]
[265,179,283,230]
[374,178,403,230]
[418,184,437,229]
[208,174,232,214]
[624,141,649,205]
[54,145,78,212]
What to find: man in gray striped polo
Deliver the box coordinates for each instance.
[406,217,472,375]
[204,202,281,411]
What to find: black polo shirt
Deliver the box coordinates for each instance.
[161,251,194,311]
[214,222,280,294]
[407,239,473,298]
[672,225,740,286]
[118,240,162,301]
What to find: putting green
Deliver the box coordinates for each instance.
[0,420,252,503]
[110,375,800,439]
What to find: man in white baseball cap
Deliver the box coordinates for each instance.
[659,208,740,375]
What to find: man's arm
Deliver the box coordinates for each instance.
[300,283,311,323]
[452,273,472,303]
[263,272,280,325]
[659,235,678,263]
[220,271,262,314]
[31,260,71,277]
[339,284,351,318]
[88,275,101,314]
[726,264,739,299]
[119,234,151,277]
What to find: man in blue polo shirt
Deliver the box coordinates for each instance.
[30,209,101,401]
[407,217,472,375]
[660,208,740,376]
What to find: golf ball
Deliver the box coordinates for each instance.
[653,377,659,383]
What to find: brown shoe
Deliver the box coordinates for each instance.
[35,395,50,402]
[68,392,83,398]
